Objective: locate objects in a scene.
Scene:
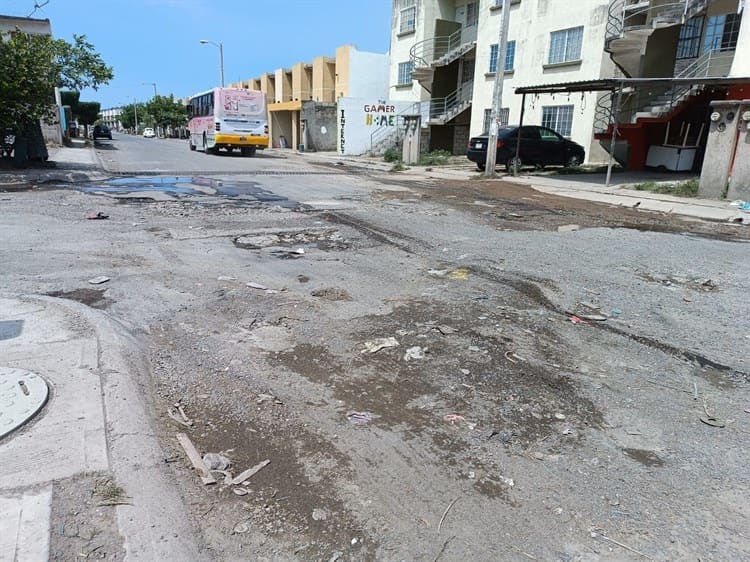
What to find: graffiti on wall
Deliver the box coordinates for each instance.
[364,100,397,127]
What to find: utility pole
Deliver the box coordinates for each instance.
[485,0,512,177]
[133,99,139,135]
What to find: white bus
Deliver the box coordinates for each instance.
[187,87,268,156]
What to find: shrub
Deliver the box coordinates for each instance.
[383,147,401,163]
[418,150,451,166]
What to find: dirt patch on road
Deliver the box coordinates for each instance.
[377,179,750,242]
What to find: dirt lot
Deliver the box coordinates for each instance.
[3,170,749,561]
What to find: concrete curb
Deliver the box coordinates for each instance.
[0,295,202,561]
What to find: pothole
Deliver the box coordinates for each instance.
[46,288,113,309]
[233,227,351,252]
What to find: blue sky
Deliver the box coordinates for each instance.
[2,0,392,108]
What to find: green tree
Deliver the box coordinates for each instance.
[76,101,100,135]
[145,94,187,130]
[120,102,148,131]
[0,31,113,134]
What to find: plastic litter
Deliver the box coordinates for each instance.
[443,414,466,425]
[86,211,109,220]
[346,411,374,425]
[202,452,231,471]
[362,337,399,353]
[568,315,586,325]
[88,276,110,285]
[404,346,425,361]
[247,281,268,290]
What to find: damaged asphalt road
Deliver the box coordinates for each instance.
[2,146,749,561]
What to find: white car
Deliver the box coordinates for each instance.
[143,128,156,138]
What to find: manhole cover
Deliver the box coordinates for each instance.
[0,368,49,439]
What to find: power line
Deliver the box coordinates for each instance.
[27,0,50,18]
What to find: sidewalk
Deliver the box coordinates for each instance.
[0,141,107,188]
[295,150,746,223]
[0,295,198,561]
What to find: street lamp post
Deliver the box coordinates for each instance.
[199,39,224,87]
[143,82,157,98]
[143,82,158,136]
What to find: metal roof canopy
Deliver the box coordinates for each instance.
[515,76,750,95]
[511,76,750,186]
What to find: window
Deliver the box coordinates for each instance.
[703,13,742,53]
[461,59,475,83]
[467,1,479,27]
[400,6,416,34]
[489,41,516,73]
[482,108,509,133]
[397,61,414,85]
[541,105,574,137]
[676,16,703,59]
[548,26,583,65]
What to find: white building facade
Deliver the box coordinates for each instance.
[387,0,749,170]
[386,0,615,162]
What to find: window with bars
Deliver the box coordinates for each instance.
[489,41,516,73]
[676,16,703,59]
[397,61,414,85]
[482,108,509,133]
[400,6,416,34]
[467,1,479,27]
[703,13,742,53]
[541,105,574,137]
[548,26,583,64]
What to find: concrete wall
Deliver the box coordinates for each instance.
[469,0,612,163]
[345,47,390,100]
[0,15,51,34]
[337,97,421,155]
[730,2,750,77]
[698,100,744,198]
[275,69,293,103]
[335,45,352,98]
[301,102,337,151]
[260,74,276,104]
[641,27,680,78]
[312,57,336,102]
[293,63,313,101]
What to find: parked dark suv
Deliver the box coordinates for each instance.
[93,125,112,140]
[467,125,585,172]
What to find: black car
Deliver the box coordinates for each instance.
[467,125,585,172]
[93,125,112,140]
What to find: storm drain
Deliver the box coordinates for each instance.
[0,367,49,439]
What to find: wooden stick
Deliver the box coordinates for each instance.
[231,459,270,485]
[176,433,217,485]
[438,497,460,533]
[600,535,652,560]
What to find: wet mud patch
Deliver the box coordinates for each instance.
[174,413,369,560]
[46,288,113,309]
[274,298,602,455]
[623,448,665,467]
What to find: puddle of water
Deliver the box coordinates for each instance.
[80,175,298,207]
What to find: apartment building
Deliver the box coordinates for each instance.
[229,45,389,153]
[388,0,613,160]
[100,107,123,131]
[386,0,749,171]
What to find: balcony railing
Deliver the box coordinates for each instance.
[606,0,710,42]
